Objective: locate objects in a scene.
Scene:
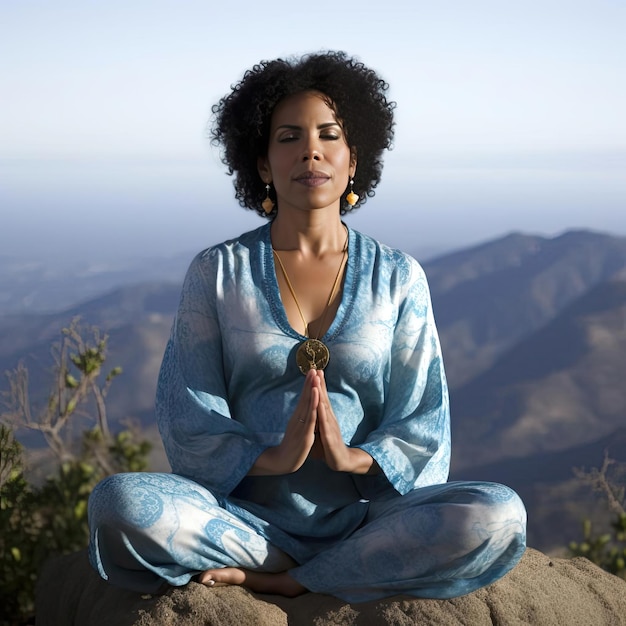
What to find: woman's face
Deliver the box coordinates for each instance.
[258,91,356,215]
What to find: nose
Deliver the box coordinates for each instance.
[301,135,322,161]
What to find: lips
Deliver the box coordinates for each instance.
[294,170,330,187]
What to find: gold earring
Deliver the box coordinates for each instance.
[346,179,359,207]
[262,183,275,215]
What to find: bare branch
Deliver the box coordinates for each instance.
[0,317,121,465]
[574,449,626,516]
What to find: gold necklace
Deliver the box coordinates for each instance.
[272,228,348,374]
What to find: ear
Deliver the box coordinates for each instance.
[257,156,271,183]
[349,147,357,178]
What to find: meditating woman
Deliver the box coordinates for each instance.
[88,50,526,601]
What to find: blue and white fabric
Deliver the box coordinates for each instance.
[88,223,526,601]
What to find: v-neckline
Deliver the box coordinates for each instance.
[263,222,356,342]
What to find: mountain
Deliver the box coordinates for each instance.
[449,271,626,471]
[1,228,625,553]
[0,283,180,429]
[423,229,626,388]
[0,252,191,315]
[0,282,180,474]
[446,270,626,551]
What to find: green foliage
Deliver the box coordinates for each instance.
[568,452,626,580]
[569,514,626,579]
[0,425,39,625]
[0,319,152,626]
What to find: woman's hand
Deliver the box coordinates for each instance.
[315,370,378,474]
[249,369,319,475]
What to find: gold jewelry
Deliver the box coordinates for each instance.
[262,183,275,215]
[346,178,359,207]
[273,228,349,374]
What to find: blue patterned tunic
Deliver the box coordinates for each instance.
[88,222,526,600]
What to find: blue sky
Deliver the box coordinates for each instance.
[1,0,625,264]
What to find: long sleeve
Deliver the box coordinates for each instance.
[355,253,451,495]
[156,249,267,498]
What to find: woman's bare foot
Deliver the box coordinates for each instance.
[197,568,306,597]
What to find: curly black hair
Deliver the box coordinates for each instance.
[210,50,396,217]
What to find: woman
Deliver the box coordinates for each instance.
[88,51,526,602]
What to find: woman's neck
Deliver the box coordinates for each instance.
[270,211,346,258]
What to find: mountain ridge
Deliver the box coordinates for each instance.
[449,273,626,472]
[2,227,625,553]
[424,228,626,387]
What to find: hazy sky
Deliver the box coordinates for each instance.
[1,0,625,264]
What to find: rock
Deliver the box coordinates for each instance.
[35,548,626,625]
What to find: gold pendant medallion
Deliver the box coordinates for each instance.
[296,338,330,374]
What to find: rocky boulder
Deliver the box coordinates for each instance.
[36,548,626,625]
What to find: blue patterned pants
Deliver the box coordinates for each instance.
[88,473,526,602]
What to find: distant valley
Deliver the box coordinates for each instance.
[0,251,192,315]
[1,228,625,554]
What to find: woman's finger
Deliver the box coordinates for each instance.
[292,370,314,417]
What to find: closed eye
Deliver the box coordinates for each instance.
[278,135,299,143]
[274,122,343,144]
[277,133,339,143]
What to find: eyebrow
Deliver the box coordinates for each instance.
[274,122,341,131]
